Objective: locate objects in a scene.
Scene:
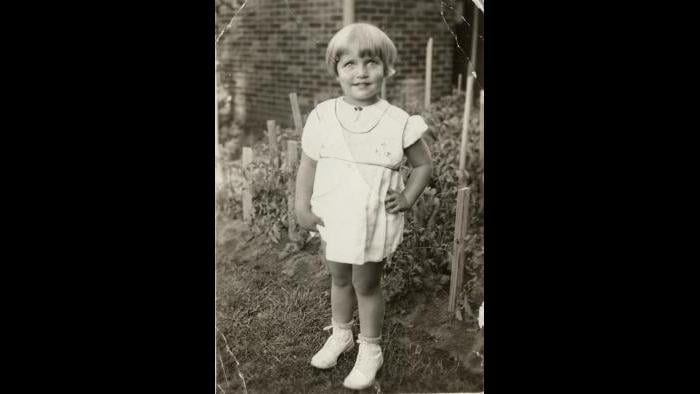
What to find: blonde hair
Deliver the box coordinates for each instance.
[325,23,397,78]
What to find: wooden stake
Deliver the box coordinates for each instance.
[457,73,463,93]
[424,37,433,109]
[242,147,254,223]
[458,4,481,185]
[343,0,355,26]
[469,4,480,77]
[266,120,279,168]
[458,73,475,185]
[479,90,484,213]
[479,90,484,167]
[449,187,471,313]
[286,141,299,170]
[215,50,223,191]
[287,141,300,240]
[289,93,303,136]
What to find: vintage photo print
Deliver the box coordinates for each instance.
[215,1,484,392]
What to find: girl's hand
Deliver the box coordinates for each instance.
[385,188,410,214]
[296,209,325,231]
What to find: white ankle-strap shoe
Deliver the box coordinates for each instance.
[310,321,354,369]
[343,337,383,390]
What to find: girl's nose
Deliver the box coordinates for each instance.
[357,64,368,77]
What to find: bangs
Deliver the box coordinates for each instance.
[335,30,384,60]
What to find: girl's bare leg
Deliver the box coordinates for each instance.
[310,251,356,370]
[326,258,354,324]
[352,260,385,338]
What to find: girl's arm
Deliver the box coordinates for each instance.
[386,139,433,214]
[295,152,325,230]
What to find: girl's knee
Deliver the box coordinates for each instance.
[331,274,352,288]
[352,275,381,295]
[327,260,352,287]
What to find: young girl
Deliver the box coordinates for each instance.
[295,22,432,390]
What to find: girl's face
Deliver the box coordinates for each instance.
[336,49,385,106]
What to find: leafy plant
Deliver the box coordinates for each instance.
[221,125,305,244]
[385,91,484,314]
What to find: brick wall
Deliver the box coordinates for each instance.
[216,0,460,137]
[355,0,456,110]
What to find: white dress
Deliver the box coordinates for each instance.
[301,97,427,265]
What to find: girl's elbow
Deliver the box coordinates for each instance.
[414,162,432,184]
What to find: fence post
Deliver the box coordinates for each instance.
[424,37,433,109]
[242,147,254,223]
[289,93,303,136]
[449,187,471,314]
[287,141,300,240]
[457,73,463,93]
[266,120,279,168]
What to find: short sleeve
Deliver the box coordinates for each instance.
[301,108,322,160]
[403,115,428,148]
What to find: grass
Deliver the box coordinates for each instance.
[216,219,483,393]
